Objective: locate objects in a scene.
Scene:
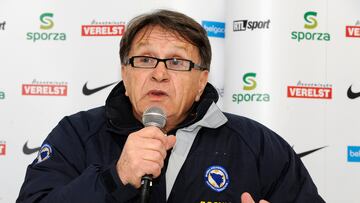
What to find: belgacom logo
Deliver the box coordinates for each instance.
[81,20,125,37]
[287,81,332,99]
[22,79,68,96]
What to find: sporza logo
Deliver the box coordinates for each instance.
[348,146,360,162]
[0,90,5,100]
[304,11,318,29]
[40,13,54,30]
[291,11,330,42]
[202,21,225,38]
[26,12,66,42]
[232,72,270,103]
[243,72,257,90]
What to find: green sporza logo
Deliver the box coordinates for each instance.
[291,11,330,42]
[0,91,5,100]
[304,11,318,29]
[243,72,257,90]
[40,13,54,30]
[26,12,66,42]
[232,72,270,103]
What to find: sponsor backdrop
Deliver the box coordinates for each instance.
[0,0,359,202]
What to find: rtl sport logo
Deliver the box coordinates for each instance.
[232,72,270,103]
[346,20,360,38]
[81,20,125,37]
[26,12,66,42]
[22,79,68,96]
[233,19,270,31]
[0,140,6,156]
[287,81,332,99]
[291,11,330,42]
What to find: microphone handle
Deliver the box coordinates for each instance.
[140,174,153,203]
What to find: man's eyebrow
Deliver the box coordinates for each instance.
[134,41,190,52]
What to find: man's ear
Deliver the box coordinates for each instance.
[195,70,209,101]
[121,65,128,96]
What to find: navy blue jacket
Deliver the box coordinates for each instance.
[17,82,325,203]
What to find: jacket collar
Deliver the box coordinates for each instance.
[105,81,219,135]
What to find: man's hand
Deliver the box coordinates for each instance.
[241,192,269,203]
[116,126,176,188]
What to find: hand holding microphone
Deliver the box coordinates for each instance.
[116,106,176,194]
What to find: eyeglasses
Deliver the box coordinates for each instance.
[126,56,207,71]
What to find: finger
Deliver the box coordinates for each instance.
[141,159,162,178]
[241,192,255,203]
[139,138,167,159]
[259,200,270,203]
[165,135,176,150]
[139,126,168,145]
[141,149,165,168]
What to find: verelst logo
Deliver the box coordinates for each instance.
[82,81,117,96]
[26,12,66,42]
[347,84,360,99]
[346,20,360,38]
[233,19,270,31]
[0,90,5,100]
[0,21,6,30]
[23,141,41,155]
[348,146,360,162]
[0,140,6,156]
[232,72,270,103]
[202,21,225,38]
[287,81,332,99]
[81,20,125,37]
[22,79,68,96]
[291,11,330,42]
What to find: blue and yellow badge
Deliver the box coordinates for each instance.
[35,143,52,164]
[204,165,229,192]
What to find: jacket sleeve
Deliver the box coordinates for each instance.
[16,116,139,203]
[258,129,326,203]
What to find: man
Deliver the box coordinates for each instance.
[17,9,325,203]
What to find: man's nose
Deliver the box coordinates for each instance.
[151,61,169,82]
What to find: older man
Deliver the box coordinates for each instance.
[17,10,324,203]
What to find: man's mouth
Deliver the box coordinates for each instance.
[147,90,168,97]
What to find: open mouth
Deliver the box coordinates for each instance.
[148,90,168,97]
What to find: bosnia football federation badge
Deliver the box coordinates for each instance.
[35,143,52,164]
[204,165,229,192]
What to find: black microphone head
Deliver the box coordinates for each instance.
[142,106,166,128]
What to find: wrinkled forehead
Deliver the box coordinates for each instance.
[130,25,198,55]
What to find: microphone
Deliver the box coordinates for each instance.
[140,106,166,203]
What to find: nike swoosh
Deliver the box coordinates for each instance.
[23,141,41,155]
[82,81,117,96]
[297,146,327,158]
[347,85,360,99]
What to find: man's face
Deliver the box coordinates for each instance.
[122,26,209,131]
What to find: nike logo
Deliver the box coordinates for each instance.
[347,85,360,99]
[23,141,41,155]
[297,146,327,158]
[82,81,117,96]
